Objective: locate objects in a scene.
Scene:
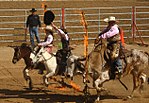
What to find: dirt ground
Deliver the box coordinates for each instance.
[0,41,149,103]
[0,0,149,102]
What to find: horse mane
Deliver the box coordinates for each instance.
[20,43,32,52]
[144,51,149,65]
[93,39,107,52]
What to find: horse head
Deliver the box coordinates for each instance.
[12,43,32,64]
[12,46,21,64]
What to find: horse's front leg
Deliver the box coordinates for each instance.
[94,71,110,101]
[43,71,55,87]
[23,67,33,90]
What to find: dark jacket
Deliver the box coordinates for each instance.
[26,14,41,28]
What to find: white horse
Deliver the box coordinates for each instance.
[30,47,58,86]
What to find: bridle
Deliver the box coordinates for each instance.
[14,46,31,61]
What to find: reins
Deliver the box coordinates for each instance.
[38,51,54,62]
[17,46,32,60]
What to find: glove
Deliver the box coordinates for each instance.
[94,37,100,44]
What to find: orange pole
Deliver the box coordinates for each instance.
[80,11,88,82]
[120,28,125,47]
[81,11,88,57]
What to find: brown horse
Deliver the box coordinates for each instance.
[86,39,149,101]
[12,43,45,90]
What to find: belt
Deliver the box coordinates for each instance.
[30,26,37,28]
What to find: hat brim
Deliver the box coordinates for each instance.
[104,18,117,23]
[30,10,37,12]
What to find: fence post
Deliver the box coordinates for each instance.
[61,8,65,28]
[24,10,28,42]
[98,9,100,33]
[132,6,136,42]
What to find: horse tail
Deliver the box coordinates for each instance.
[144,52,149,84]
[76,57,86,72]
[77,56,86,61]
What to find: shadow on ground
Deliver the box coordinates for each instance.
[0,88,120,103]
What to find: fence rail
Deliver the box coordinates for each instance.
[0,6,149,44]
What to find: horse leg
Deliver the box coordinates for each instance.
[128,72,139,99]
[139,73,146,94]
[43,71,55,87]
[23,67,33,90]
[94,71,110,101]
[94,79,107,101]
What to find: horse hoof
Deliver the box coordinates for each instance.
[123,95,132,100]
[95,97,100,102]
[122,95,132,101]
[127,95,132,99]
[44,83,49,87]
[28,87,33,90]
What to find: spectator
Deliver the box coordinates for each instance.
[26,8,41,48]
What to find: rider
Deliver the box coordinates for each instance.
[51,22,71,75]
[95,16,123,79]
[36,25,54,74]
[37,25,54,53]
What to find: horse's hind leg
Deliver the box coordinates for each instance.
[23,68,33,90]
[139,73,146,94]
[128,72,140,99]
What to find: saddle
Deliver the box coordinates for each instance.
[119,48,132,59]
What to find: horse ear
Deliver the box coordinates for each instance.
[21,43,27,48]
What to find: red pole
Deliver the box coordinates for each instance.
[134,23,144,45]
[132,6,136,42]
[61,8,65,28]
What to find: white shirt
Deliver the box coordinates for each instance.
[99,24,119,39]
[57,29,69,41]
[38,35,53,46]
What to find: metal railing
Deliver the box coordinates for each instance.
[0,6,148,43]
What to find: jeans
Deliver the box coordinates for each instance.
[113,58,122,73]
[29,27,40,47]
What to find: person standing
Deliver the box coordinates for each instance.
[26,8,41,48]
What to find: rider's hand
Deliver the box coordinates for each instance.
[38,43,42,47]
[94,37,100,44]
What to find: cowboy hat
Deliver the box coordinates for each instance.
[104,16,117,22]
[44,10,55,25]
[30,8,37,12]
[45,25,53,30]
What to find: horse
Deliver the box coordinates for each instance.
[31,46,86,87]
[12,43,45,90]
[85,39,149,101]
[31,46,59,86]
